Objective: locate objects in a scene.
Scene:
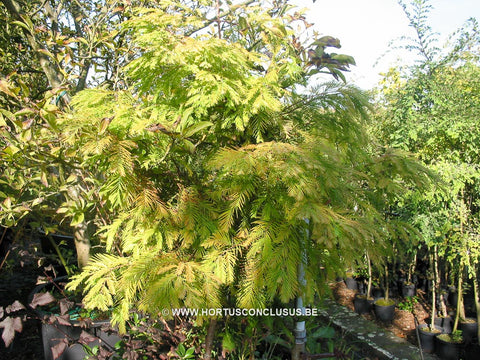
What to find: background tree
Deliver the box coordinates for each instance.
[372,0,480,337]
[0,0,141,268]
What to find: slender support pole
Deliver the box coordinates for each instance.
[292,220,309,360]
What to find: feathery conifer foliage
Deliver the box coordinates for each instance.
[65,0,431,351]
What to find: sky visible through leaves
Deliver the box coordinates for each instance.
[292,0,480,89]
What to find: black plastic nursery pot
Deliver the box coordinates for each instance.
[373,298,395,322]
[417,324,442,354]
[345,276,358,290]
[29,277,121,360]
[372,287,384,300]
[353,294,372,315]
[438,316,454,334]
[427,316,453,334]
[401,282,416,298]
[460,318,478,345]
[435,334,464,360]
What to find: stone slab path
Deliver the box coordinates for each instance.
[319,299,439,360]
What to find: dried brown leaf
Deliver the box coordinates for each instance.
[98,347,113,360]
[0,316,22,347]
[30,292,56,309]
[78,318,93,328]
[51,339,67,359]
[11,317,22,333]
[0,317,15,347]
[59,298,74,315]
[78,330,97,345]
[6,301,26,313]
[55,315,72,326]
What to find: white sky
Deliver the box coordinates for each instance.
[290,0,480,89]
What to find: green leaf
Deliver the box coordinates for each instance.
[311,326,335,339]
[36,49,56,60]
[177,343,186,356]
[66,174,77,183]
[40,172,49,187]
[238,16,248,31]
[71,212,85,226]
[0,80,17,98]
[181,139,196,154]
[331,54,356,66]
[185,347,195,357]
[182,121,213,138]
[11,20,33,33]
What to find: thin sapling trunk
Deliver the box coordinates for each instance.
[473,269,480,344]
[430,246,438,330]
[408,250,417,284]
[366,251,372,299]
[385,264,389,301]
[453,266,465,333]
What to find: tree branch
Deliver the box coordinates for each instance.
[1,0,70,105]
[185,0,256,37]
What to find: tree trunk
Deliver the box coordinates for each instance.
[1,0,68,100]
[430,247,437,330]
[473,270,480,344]
[292,222,308,360]
[74,222,90,269]
[453,266,465,332]
[2,0,94,270]
[384,264,389,301]
[439,292,448,318]
[204,318,217,360]
[366,250,372,298]
[408,250,417,283]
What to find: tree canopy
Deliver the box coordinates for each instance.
[60,0,431,330]
[0,0,435,357]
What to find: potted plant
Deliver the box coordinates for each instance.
[459,317,478,345]
[344,270,358,291]
[400,240,418,298]
[374,264,395,322]
[429,287,453,333]
[421,244,452,333]
[417,323,442,354]
[428,313,453,334]
[353,293,371,315]
[374,298,396,322]
[353,251,375,314]
[435,330,464,360]
[401,281,416,298]
[28,276,120,360]
[465,242,480,345]
[434,255,466,359]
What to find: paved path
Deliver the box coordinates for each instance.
[319,299,439,360]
